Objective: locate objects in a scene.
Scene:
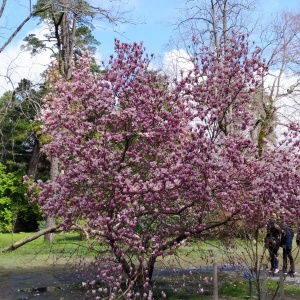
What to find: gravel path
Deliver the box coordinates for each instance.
[0,265,300,299]
[0,274,14,300]
[0,266,91,300]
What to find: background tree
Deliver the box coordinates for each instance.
[0,1,52,234]
[172,1,300,146]
[0,0,52,53]
[0,79,48,232]
[21,0,132,242]
[171,0,256,58]
[257,10,300,135]
[0,79,46,172]
[0,162,39,233]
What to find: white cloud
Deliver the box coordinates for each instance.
[262,70,300,138]
[162,49,194,79]
[263,70,300,119]
[93,50,103,66]
[0,23,107,96]
[264,70,299,96]
[0,24,53,95]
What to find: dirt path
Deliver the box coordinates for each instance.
[1,265,300,300]
[0,274,14,300]
[0,265,90,300]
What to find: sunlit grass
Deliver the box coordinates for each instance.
[0,232,98,272]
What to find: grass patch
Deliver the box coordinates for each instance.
[219,279,300,299]
[0,231,90,254]
[219,280,251,298]
[267,280,300,297]
[0,232,100,273]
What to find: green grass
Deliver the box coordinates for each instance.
[219,280,250,298]
[219,279,300,299]
[0,232,97,273]
[0,231,92,254]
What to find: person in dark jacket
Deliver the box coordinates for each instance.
[265,213,281,274]
[296,226,300,247]
[281,223,296,275]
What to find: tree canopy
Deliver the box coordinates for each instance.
[26,37,300,298]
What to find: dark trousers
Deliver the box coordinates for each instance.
[269,246,279,269]
[283,248,295,272]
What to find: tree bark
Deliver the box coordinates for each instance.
[26,137,40,178]
[44,156,59,243]
[44,1,74,242]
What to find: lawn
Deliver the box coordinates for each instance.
[1,233,300,299]
[0,231,93,274]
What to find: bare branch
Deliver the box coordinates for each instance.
[0,0,7,19]
[0,4,51,53]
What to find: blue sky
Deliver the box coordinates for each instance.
[1,0,300,60]
[4,0,300,57]
[95,0,182,60]
[0,0,299,94]
[0,0,182,60]
[95,0,300,60]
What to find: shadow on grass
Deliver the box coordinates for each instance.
[55,234,83,242]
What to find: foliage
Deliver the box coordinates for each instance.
[0,163,39,232]
[74,25,100,56]
[22,24,100,57]
[27,36,300,299]
[0,80,42,170]
[219,279,251,298]
[0,79,50,186]
[23,1,100,64]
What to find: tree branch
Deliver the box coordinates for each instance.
[0,0,7,19]
[0,225,59,253]
[0,4,51,53]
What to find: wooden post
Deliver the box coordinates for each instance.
[262,264,267,300]
[279,270,284,300]
[213,262,218,300]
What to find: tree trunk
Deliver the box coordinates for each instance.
[26,137,40,178]
[44,156,59,243]
[44,1,74,242]
[44,0,75,242]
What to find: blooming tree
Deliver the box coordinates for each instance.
[29,37,300,297]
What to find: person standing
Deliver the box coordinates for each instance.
[281,223,296,275]
[265,213,281,274]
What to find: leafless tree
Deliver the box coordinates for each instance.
[165,0,259,137]
[169,0,257,58]
[258,11,300,134]
[170,1,300,150]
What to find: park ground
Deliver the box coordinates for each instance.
[1,232,300,299]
